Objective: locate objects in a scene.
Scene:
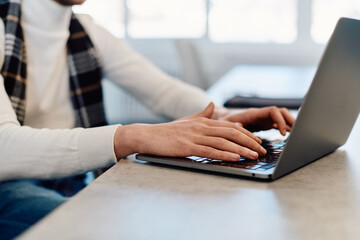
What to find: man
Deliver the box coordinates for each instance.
[0,0,295,238]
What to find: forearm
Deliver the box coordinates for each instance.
[105,47,212,119]
[0,123,118,182]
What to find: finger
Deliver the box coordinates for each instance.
[203,118,262,144]
[197,136,259,160]
[280,108,296,126]
[273,123,291,132]
[192,145,240,162]
[203,126,267,156]
[269,107,287,136]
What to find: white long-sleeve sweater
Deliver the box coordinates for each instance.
[0,0,211,182]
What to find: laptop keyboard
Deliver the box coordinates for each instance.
[186,139,285,171]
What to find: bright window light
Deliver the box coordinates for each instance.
[209,0,297,43]
[127,0,206,38]
[312,0,360,43]
[73,0,124,38]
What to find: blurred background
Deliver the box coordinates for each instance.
[73,0,360,124]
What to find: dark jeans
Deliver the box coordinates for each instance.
[0,176,86,240]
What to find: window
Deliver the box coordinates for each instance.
[209,0,297,43]
[74,0,360,44]
[73,0,124,38]
[312,0,360,43]
[127,0,206,38]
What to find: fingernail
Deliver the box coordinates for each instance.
[250,151,258,159]
[257,138,262,144]
[261,147,267,155]
[232,154,240,161]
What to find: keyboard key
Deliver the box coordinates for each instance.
[187,156,202,161]
[248,164,263,170]
[260,162,277,170]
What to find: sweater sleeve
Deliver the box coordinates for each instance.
[0,20,117,182]
[77,15,212,120]
[0,76,118,181]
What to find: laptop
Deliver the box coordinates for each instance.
[136,17,360,181]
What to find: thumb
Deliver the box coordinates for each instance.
[178,102,215,121]
[194,102,215,119]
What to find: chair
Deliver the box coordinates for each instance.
[175,39,209,90]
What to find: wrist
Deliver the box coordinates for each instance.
[113,124,145,160]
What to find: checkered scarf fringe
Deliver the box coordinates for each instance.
[0,0,107,128]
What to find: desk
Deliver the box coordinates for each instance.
[19,66,360,240]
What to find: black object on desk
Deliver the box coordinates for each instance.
[224,96,303,109]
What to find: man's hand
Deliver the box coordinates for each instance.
[212,106,296,136]
[114,103,267,161]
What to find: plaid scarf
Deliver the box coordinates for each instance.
[0,0,107,128]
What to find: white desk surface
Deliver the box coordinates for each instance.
[19,65,360,240]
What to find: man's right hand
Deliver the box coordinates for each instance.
[113,102,267,162]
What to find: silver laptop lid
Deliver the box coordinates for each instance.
[273,18,360,179]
